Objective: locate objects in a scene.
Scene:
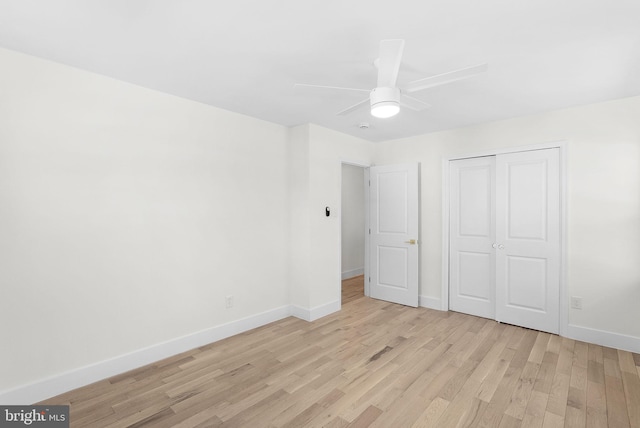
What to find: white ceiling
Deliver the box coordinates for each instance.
[1,0,640,142]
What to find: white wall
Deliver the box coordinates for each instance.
[341,164,365,279]
[287,125,311,310]
[289,125,373,320]
[0,48,291,398]
[374,95,640,349]
[308,125,373,310]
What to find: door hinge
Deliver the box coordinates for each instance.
[369,228,371,234]
[368,276,371,282]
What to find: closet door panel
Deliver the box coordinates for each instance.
[449,156,496,319]
[495,148,560,334]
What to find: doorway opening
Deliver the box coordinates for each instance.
[341,163,366,305]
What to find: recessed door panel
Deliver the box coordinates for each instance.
[505,256,547,311]
[377,246,408,289]
[458,252,491,301]
[507,160,548,240]
[377,171,408,234]
[459,167,492,237]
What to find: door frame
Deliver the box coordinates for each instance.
[339,160,371,301]
[441,141,568,336]
[364,166,370,298]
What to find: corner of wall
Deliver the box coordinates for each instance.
[291,300,341,322]
[419,295,443,311]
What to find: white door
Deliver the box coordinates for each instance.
[449,148,560,334]
[369,163,419,307]
[449,156,496,319]
[495,149,560,334]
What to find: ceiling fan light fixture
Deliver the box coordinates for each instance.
[371,101,400,118]
[370,87,400,118]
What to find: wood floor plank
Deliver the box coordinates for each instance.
[555,337,575,376]
[476,365,522,427]
[528,332,551,364]
[541,411,564,428]
[565,386,586,427]
[573,341,589,369]
[621,369,640,427]
[520,414,543,428]
[521,389,548,428]
[410,397,449,428]
[348,405,383,427]
[323,416,351,428]
[504,361,540,420]
[586,380,607,427]
[545,372,570,417]
[238,389,298,428]
[36,277,639,427]
[604,374,630,428]
[475,347,516,403]
[431,376,483,427]
[618,349,637,374]
[316,361,398,423]
[280,388,345,428]
[533,350,559,394]
[498,413,522,428]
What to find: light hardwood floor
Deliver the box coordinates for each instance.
[41,275,640,427]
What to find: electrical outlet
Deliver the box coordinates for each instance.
[225,295,234,309]
[571,296,583,310]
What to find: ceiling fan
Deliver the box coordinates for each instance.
[295,39,487,119]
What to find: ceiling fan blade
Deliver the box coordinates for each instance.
[403,63,488,94]
[336,98,369,116]
[400,94,431,111]
[377,39,405,88]
[294,83,370,97]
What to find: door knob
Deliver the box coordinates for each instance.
[405,239,417,245]
[492,243,498,249]
[498,244,505,250]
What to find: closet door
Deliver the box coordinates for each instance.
[495,148,560,334]
[449,156,496,319]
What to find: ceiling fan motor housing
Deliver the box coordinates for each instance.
[370,87,400,118]
[370,87,400,106]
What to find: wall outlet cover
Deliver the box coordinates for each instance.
[571,296,583,310]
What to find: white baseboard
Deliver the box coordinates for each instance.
[564,324,640,354]
[0,305,292,405]
[291,300,341,322]
[341,268,364,280]
[290,305,310,321]
[419,295,443,311]
[417,298,640,352]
